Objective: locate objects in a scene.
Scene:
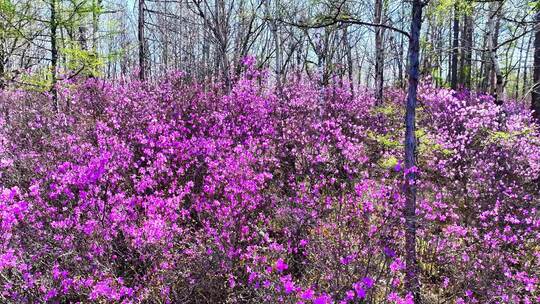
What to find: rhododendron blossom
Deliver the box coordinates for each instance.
[0,71,538,303]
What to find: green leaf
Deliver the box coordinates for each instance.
[380,156,398,169]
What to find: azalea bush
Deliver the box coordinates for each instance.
[1,65,539,303]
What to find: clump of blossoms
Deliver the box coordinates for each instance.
[0,66,539,303]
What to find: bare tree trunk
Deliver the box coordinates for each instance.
[344,26,354,97]
[451,3,459,89]
[374,0,385,104]
[0,18,5,89]
[357,50,364,87]
[420,21,430,74]
[365,65,371,88]
[0,47,4,90]
[480,27,490,91]
[532,11,540,121]
[522,34,532,97]
[202,4,210,80]
[398,33,405,88]
[138,0,146,80]
[404,0,424,303]
[79,26,88,51]
[398,1,406,88]
[120,16,129,78]
[431,24,440,86]
[460,9,473,89]
[448,21,452,85]
[515,31,526,98]
[265,0,282,91]
[50,0,59,109]
[92,0,102,52]
[487,1,503,105]
[233,0,245,75]
[213,0,231,90]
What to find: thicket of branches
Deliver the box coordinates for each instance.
[0,0,539,102]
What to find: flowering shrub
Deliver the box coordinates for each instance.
[0,69,539,303]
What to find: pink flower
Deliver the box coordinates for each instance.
[390,258,405,272]
[363,277,374,289]
[301,288,314,300]
[314,294,331,304]
[275,258,288,272]
[353,282,366,299]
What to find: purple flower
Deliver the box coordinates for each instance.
[363,276,374,289]
[301,288,314,300]
[384,246,396,258]
[353,282,366,299]
[314,294,331,304]
[275,258,288,272]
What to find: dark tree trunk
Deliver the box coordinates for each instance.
[79,27,88,51]
[398,32,405,88]
[50,0,59,109]
[138,0,146,80]
[0,48,5,90]
[451,4,459,89]
[460,10,473,89]
[344,26,355,97]
[404,0,424,303]
[374,0,385,103]
[532,11,540,121]
[202,5,210,80]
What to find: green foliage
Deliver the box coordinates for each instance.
[488,129,533,143]
[368,131,401,149]
[62,45,103,77]
[427,0,474,23]
[371,103,398,117]
[417,128,454,156]
[431,67,445,86]
[0,0,15,15]
[420,37,432,53]
[379,155,398,169]
[427,0,454,22]
[18,68,53,91]
[490,131,513,141]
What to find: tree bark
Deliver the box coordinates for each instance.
[374,0,385,103]
[480,28,490,91]
[460,8,473,89]
[451,3,459,89]
[265,0,282,91]
[138,0,146,80]
[92,0,102,52]
[50,0,59,109]
[487,1,503,105]
[515,30,526,98]
[344,26,354,97]
[404,0,424,302]
[202,4,210,80]
[523,34,532,97]
[217,0,230,89]
[0,47,4,90]
[532,11,540,121]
